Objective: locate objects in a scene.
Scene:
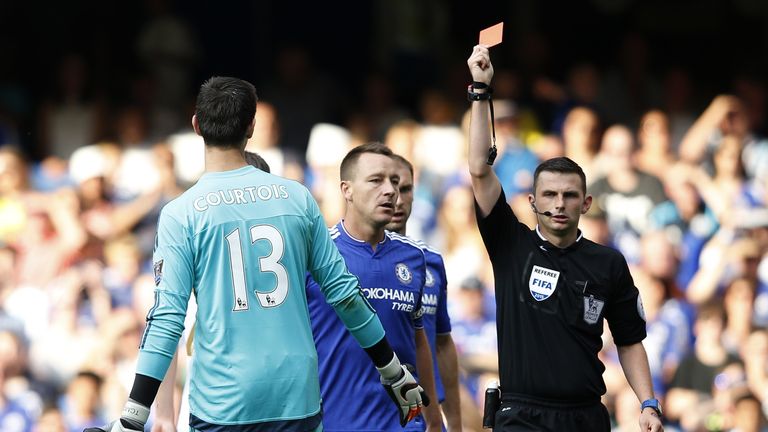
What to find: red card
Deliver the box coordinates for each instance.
[479,22,504,47]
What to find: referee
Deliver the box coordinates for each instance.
[466,45,663,432]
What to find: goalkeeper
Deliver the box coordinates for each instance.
[86,76,425,432]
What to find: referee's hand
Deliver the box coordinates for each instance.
[640,409,663,431]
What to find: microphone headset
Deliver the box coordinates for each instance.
[530,202,553,217]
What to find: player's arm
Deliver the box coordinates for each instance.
[86,210,193,432]
[415,328,443,431]
[466,44,502,217]
[436,334,462,431]
[151,350,179,432]
[434,258,462,430]
[608,256,663,432]
[617,342,664,432]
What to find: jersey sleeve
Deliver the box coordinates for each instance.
[137,209,194,381]
[305,192,385,348]
[475,189,524,257]
[434,255,452,334]
[604,253,647,346]
[410,249,427,329]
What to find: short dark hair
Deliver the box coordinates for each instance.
[339,142,394,181]
[697,299,726,323]
[533,157,587,195]
[195,77,257,148]
[73,370,104,388]
[390,154,414,178]
[244,151,270,173]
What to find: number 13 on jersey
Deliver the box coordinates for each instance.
[225,225,289,311]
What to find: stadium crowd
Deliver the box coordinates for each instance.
[1,12,768,432]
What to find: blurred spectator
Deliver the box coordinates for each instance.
[10,188,86,290]
[33,407,67,432]
[560,106,601,182]
[0,380,34,432]
[579,208,612,247]
[650,162,719,245]
[687,234,761,306]
[0,330,45,420]
[244,101,285,177]
[631,268,690,397]
[58,371,105,432]
[722,277,758,354]
[70,143,163,254]
[708,361,750,431]
[28,266,108,387]
[635,109,675,179]
[0,243,18,302]
[589,125,667,263]
[529,133,565,163]
[680,95,768,186]
[0,147,31,243]
[304,123,351,226]
[666,300,741,428]
[684,135,762,229]
[728,391,767,432]
[449,276,497,418]
[432,183,488,292]
[491,99,540,199]
[101,235,142,309]
[740,329,768,412]
[412,89,464,198]
[110,107,160,203]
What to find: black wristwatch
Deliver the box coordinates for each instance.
[467,82,492,101]
[641,398,662,417]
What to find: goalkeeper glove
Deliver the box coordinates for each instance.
[84,399,149,432]
[376,353,429,427]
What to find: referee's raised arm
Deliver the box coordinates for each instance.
[467,45,502,218]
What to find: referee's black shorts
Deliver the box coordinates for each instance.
[493,393,611,432]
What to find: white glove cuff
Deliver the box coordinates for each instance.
[122,399,150,425]
[376,353,402,382]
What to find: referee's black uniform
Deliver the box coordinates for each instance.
[477,191,647,431]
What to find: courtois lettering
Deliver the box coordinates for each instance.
[194,185,289,211]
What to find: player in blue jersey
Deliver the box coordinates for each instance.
[86,77,425,432]
[385,154,463,431]
[306,142,443,431]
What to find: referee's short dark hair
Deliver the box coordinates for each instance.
[533,157,587,195]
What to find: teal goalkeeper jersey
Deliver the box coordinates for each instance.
[137,165,381,428]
